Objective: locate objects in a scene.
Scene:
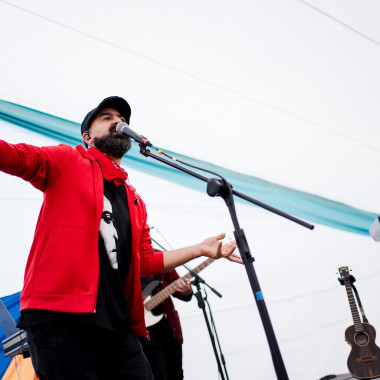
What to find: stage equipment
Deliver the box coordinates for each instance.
[190,270,229,380]
[116,122,152,147]
[130,129,315,380]
[319,374,356,380]
[0,300,29,358]
[143,253,227,327]
[150,231,230,378]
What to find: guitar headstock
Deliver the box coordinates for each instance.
[338,266,350,283]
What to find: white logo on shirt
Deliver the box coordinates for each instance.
[100,195,118,269]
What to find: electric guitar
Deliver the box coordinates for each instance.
[339,266,380,379]
[143,241,236,327]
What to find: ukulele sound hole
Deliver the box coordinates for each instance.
[355,332,369,346]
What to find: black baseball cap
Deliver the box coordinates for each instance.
[81,96,131,135]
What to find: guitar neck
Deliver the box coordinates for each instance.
[144,257,215,311]
[344,282,363,332]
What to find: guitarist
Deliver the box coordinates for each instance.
[139,270,193,380]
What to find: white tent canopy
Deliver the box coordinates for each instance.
[1,1,380,379]
[0,0,379,213]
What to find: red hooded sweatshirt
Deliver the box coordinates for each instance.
[0,140,164,337]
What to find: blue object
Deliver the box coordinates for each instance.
[256,291,264,301]
[0,99,377,235]
[0,292,21,378]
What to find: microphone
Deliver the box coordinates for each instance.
[116,122,152,147]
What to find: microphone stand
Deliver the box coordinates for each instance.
[183,264,222,298]
[138,144,314,380]
[151,233,229,377]
[150,235,228,377]
[190,271,229,380]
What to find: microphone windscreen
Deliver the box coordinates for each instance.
[116,122,129,133]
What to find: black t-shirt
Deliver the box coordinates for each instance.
[18,179,132,331]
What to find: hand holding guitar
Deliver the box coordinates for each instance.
[172,278,192,297]
[144,241,236,327]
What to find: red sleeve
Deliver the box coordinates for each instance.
[165,269,180,284]
[0,141,73,191]
[138,200,164,276]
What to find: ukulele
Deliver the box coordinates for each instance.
[339,266,380,379]
[143,241,236,327]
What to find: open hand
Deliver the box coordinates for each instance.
[201,233,243,264]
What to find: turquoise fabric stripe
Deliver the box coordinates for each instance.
[0,99,377,235]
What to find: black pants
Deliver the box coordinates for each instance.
[26,322,153,380]
[139,319,183,380]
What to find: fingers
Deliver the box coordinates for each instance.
[221,243,235,257]
[221,244,243,264]
[178,278,191,288]
[173,278,192,292]
[227,253,243,264]
[202,233,242,264]
[216,241,223,254]
[214,232,226,241]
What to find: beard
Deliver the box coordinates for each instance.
[93,126,132,158]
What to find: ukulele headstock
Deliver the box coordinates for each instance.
[338,266,350,283]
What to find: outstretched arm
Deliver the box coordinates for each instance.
[163,233,242,271]
[0,140,73,191]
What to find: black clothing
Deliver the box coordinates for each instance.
[139,271,192,380]
[140,318,183,380]
[92,178,132,330]
[18,179,132,331]
[25,322,153,380]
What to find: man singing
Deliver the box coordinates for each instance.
[0,96,241,380]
